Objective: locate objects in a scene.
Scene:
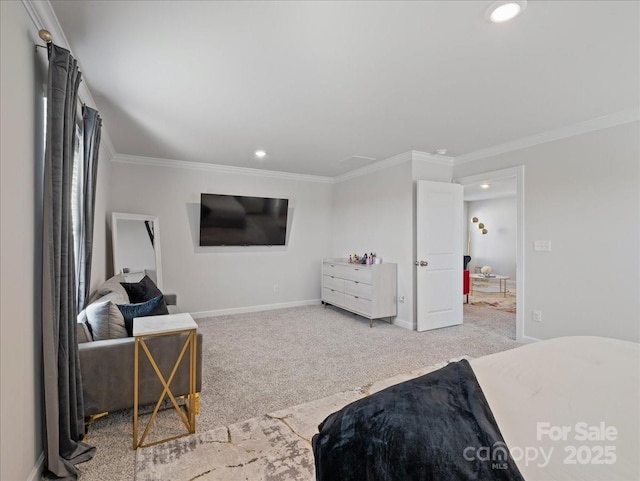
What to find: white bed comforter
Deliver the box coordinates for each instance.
[470,336,639,481]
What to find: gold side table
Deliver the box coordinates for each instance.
[132,313,198,450]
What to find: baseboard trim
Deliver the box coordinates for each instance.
[521,335,541,344]
[392,317,413,330]
[27,451,44,481]
[190,299,322,319]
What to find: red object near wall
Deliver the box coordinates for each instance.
[463,269,470,303]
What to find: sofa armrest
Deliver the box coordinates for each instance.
[79,332,202,415]
[77,321,92,343]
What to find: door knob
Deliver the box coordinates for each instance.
[414,260,428,267]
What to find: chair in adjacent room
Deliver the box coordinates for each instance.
[463,255,471,303]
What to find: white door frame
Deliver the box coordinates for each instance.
[454,166,525,343]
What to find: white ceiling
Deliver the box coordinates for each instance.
[464,177,516,202]
[50,1,639,177]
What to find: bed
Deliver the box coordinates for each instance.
[312,336,639,481]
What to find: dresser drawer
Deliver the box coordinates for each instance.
[323,275,344,292]
[343,293,372,318]
[343,279,372,300]
[322,288,344,306]
[323,262,349,279]
[342,265,372,283]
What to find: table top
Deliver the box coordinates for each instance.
[133,312,197,337]
[470,274,510,280]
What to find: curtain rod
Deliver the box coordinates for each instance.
[35,29,87,108]
[35,29,53,58]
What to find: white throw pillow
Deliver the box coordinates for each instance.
[85,299,128,341]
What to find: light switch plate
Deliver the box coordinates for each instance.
[534,240,551,252]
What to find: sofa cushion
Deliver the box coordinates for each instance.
[96,290,128,305]
[120,275,163,303]
[117,295,170,336]
[85,299,128,341]
[87,274,130,305]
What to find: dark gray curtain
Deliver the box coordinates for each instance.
[42,43,95,480]
[76,106,102,311]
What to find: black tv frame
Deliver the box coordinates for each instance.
[199,193,289,247]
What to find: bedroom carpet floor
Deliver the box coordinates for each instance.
[134,358,465,481]
[69,303,518,481]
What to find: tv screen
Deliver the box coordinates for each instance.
[199,194,289,246]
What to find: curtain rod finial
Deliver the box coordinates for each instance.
[39,29,52,43]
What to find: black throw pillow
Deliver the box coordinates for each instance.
[121,275,163,303]
[117,295,170,336]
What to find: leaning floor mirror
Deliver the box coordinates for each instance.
[112,212,163,290]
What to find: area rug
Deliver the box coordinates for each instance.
[134,358,467,481]
[469,291,516,313]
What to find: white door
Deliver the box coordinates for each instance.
[416,181,463,331]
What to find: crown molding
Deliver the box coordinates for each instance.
[411,150,455,166]
[334,150,454,183]
[22,0,116,160]
[455,108,640,165]
[112,154,335,184]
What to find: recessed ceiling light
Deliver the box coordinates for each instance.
[254,150,266,159]
[481,184,491,189]
[435,148,448,155]
[486,1,527,23]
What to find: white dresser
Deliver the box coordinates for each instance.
[322,258,397,326]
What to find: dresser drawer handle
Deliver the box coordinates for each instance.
[354,281,359,284]
[354,296,359,299]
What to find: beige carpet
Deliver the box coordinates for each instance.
[71,304,519,480]
[135,358,466,481]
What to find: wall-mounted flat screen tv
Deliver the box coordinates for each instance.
[199,194,289,246]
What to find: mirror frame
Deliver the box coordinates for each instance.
[111,212,163,290]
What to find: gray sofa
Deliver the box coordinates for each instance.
[77,274,202,416]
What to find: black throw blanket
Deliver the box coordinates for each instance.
[312,360,524,481]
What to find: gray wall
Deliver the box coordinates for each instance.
[331,155,454,329]
[454,122,640,342]
[467,196,517,280]
[1,3,44,478]
[108,160,334,315]
[0,3,113,478]
[332,160,414,327]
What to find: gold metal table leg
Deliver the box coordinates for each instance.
[133,329,198,449]
[133,337,139,450]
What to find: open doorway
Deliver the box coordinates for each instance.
[456,167,524,342]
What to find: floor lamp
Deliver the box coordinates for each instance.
[467,217,488,257]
